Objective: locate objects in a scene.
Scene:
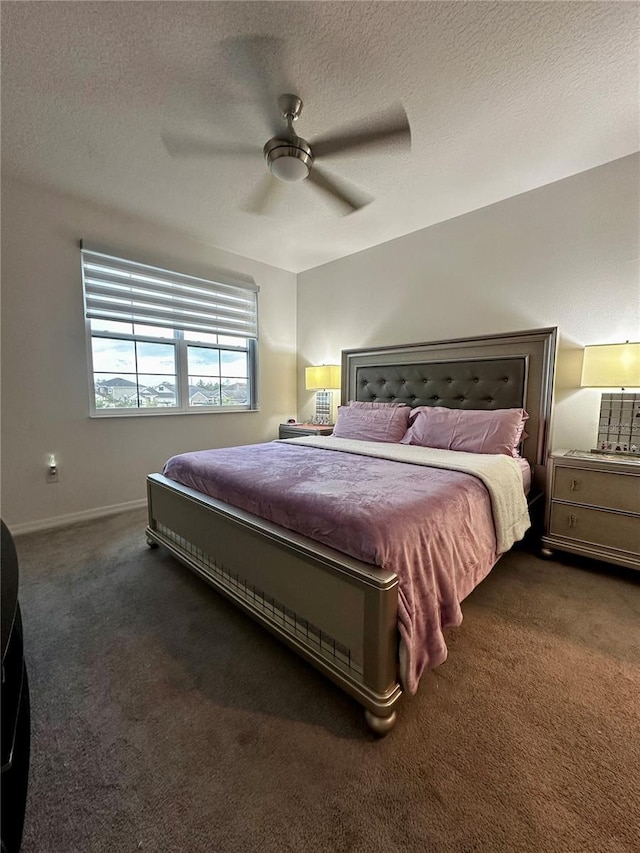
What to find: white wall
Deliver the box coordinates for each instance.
[3,156,638,530]
[297,154,640,453]
[1,176,298,531]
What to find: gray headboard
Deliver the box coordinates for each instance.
[341,327,557,489]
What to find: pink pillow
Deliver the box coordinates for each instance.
[400,406,529,456]
[348,400,407,408]
[333,405,411,443]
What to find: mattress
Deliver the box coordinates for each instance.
[162,439,530,693]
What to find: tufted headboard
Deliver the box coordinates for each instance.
[341,328,557,490]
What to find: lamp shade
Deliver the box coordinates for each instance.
[305,364,341,390]
[581,342,640,387]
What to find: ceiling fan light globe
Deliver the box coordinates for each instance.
[270,155,310,183]
[264,135,313,183]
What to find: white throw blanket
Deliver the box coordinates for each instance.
[280,435,530,554]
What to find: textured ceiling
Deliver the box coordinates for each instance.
[2,1,638,273]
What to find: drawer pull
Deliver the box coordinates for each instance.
[568,514,578,528]
[570,478,581,491]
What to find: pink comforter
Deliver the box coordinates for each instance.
[162,441,503,694]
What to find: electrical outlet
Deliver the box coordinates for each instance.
[47,454,59,483]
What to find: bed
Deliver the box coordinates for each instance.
[146,327,557,734]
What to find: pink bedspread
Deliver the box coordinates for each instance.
[162,441,505,694]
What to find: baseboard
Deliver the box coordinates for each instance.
[10,498,147,536]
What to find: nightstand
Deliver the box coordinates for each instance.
[279,423,334,439]
[541,450,640,570]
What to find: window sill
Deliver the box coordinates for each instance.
[89,406,259,418]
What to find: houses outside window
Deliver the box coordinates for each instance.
[82,246,259,416]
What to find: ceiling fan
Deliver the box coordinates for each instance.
[163,93,411,216]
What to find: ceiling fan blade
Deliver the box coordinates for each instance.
[162,134,260,159]
[220,35,292,136]
[311,105,411,159]
[243,175,282,215]
[306,166,373,215]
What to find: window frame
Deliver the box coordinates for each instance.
[85,317,259,418]
[85,319,260,418]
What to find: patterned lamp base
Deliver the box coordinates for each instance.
[594,392,640,456]
[312,390,334,425]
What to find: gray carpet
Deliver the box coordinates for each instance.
[13,509,640,853]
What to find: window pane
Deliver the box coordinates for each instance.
[92,338,136,373]
[188,379,221,407]
[138,375,178,407]
[218,335,247,348]
[134,324,175,339]
[187,346,220,377]
[94,372,139,409]
[221,378,248,405]
[90,319,133,335]
[184,331,218,344]
[136,341,176,374]
[220,350,247,378]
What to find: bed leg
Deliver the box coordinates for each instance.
[364,709,397,737]
[146,536,159,549]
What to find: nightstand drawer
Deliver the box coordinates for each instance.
[553,467,639,514]
[280,427,311,439]
[279,424,333,439]
[549,504,640,553]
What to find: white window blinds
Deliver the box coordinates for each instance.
[81,245,259,339]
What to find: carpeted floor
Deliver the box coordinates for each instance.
[12,509,640,853]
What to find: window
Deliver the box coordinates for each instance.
[81,245,259,416]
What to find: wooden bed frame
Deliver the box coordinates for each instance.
[146,327,557,734]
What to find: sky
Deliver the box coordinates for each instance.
[91,335,248,385]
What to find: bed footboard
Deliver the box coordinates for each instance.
[146,474,402,731]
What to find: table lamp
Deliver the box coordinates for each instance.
[305,364,341,425]
[581,341,640,455]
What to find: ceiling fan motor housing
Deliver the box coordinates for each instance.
[264,135,313,182]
